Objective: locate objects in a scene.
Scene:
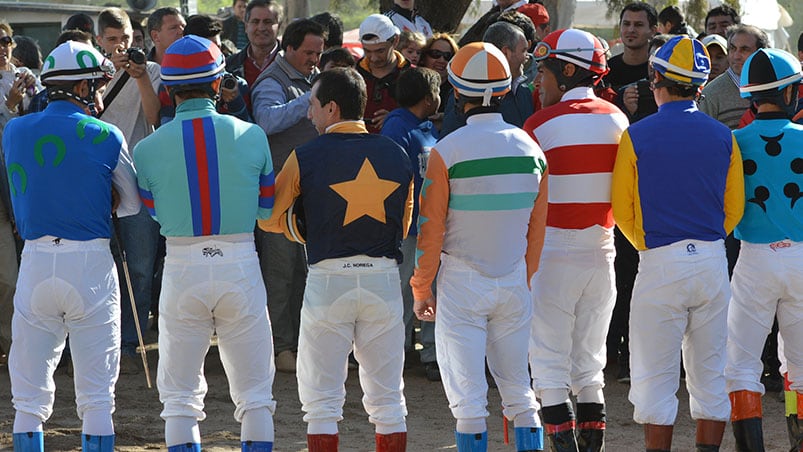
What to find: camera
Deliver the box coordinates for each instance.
[221,73,238,91]
[126,47,147,65]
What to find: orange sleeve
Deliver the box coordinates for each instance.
[258,151,302,242]
[410,149,449,301]
[525,168,549,286]
[401,176,414,240]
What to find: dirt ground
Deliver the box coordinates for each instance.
[0,347,791,451]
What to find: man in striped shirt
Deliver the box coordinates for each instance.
[523,29,628,452]
[412,42,548,452]
[133,36,277,452]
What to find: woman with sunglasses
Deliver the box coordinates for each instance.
[1,21,40,123]
[419,33,457,130]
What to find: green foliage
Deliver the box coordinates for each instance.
[330,0,379,30]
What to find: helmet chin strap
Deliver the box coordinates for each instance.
[48,79,101,117]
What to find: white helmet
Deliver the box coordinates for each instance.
[40,41,114,85]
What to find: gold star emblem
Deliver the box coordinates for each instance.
[330,158,400,226]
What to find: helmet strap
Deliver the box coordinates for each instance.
[47,80,99,116]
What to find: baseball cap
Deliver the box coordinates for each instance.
[701,34,728,54]
[359,14,399,45]
[64,13,95,33]
[518,3,550,26]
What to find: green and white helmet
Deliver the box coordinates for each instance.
[40,41,114,85]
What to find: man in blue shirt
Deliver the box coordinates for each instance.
[4,41,140,452]
[381,66,440,381]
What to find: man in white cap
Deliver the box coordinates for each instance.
[702,34,728,82]
[355,13,410,133]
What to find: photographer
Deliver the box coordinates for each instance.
[158,14,251,123]
[617,35,670,123]
[95,7,163,374]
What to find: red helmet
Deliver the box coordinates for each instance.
[533,28,608,77]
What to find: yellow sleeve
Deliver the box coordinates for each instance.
[401,176,414,240]
[525,168,549,287]
[611,130,644,250]
[410,149,449,301]
[723,136,745,234]
[258,151,302,242]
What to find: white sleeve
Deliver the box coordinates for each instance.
[112,143,142,218]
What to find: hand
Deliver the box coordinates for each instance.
[372,109,389,130]
[126,59,147,79]
[220,85,238,103]
[414,296,436,321]
[622,85,638,115]
[5,76,25,111]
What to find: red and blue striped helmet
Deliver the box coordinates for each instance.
[161,35,225,86]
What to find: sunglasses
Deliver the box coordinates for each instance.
[0,36,13,47]
[425,49,453,61]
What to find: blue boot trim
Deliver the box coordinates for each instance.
[167,443,202,452]
[13,432,44,452]
[242,440,273,451]
[455,431,488,452]
[82,434,115,452]
[515,426,544,451]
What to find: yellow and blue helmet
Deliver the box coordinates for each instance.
[649,35,710,87]
[739,48,802,99]
[447,42,511,107]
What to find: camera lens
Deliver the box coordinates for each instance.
[127,48,147,65]
[221,75,237,90]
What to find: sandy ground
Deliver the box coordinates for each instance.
[0,347,792,451]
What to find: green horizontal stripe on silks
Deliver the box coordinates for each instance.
[448,156,543,179]
[449,192,538,211]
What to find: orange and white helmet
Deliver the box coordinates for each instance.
[533,28,609,78]
[447,42,511,107]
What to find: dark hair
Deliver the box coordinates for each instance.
[483,21,525,53]
[620,2,658,28]
[310,12,344,48]
[281,18,326,52]
[313,67,366,120]
[184,14,223,39]
[798,31,803,53]
[245,0,284,25]
[649,33,672,51]
[12,36,42,70]
[657,6,684,31]
[319,47,355,69]
[63,13,95,33]
[131,20,146,36]
[496,11,536,46]
[396,67,440,108]
[98,7,132,34]
[232,0,246,6]
[56,29,94,46]
[664,82,698,98]
[147,7,182,33]
[727,24,769,51]
[705,5,740,28]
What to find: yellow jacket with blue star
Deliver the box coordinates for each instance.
[259,121,414,264]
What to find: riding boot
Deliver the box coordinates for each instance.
[695,419,725,452]
[375,432,406,452]
[307,433,339,452]
[644,423,673,452]
[576,402,605,452]
[730,390,764,451]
